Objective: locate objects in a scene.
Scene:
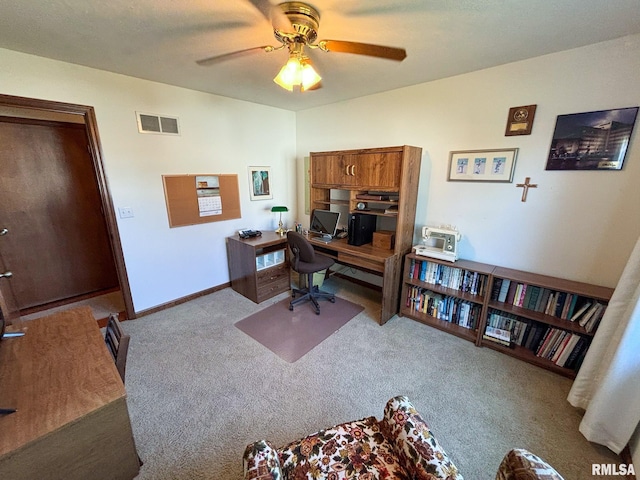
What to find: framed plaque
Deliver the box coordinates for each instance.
[505,104,536,136]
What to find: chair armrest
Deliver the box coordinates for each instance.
[380,396,463,480]
[243,440,283,480]
[495,449,565,480]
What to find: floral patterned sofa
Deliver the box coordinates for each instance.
[243,396,564,480]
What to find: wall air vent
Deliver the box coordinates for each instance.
[136,112,180,135]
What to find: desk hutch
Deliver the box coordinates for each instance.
[309,145,422,324]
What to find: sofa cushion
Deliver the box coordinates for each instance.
[380,396,463,480]
[278,415,411,479]
[495,448,565,480]
[243,440,283,480]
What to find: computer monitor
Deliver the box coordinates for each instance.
[309,209,341,238]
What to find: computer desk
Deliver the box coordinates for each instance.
[307,235,404,325]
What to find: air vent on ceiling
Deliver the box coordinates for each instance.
[136,112,180,135]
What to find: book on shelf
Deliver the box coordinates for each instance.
[551,333,573,364]
[505,281,518,305]
[554,292,567,317]
[578,302,601,328]
[570,300,592,322]
[497,279,511,302]
[522,285,533,309]
[356,193,388,200]
[405,285,480,330]
[410,259,487,296]
[526,286,541,310]
[537,288,551,313]
[491,278,503,301]
[384,205,398,214]
[581,302,606,333]
[563,336,589,370]
[483,325,511,346]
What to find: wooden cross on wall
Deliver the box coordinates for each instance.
[516,177,538,202]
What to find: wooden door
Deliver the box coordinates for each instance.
[311,154,358,187]
[0,117,119,311]
[355,152,402,189]
[0,232,21,326]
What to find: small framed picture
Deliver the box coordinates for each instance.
[248,166,272,200]
[448,149,518,182]
[505,105,537,136]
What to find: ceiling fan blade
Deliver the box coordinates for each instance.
[247,0,294,32]
[196,45,277,66]
[317,40,407,61]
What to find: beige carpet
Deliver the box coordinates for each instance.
[121,277,621,480]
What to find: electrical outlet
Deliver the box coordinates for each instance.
[118,207,134,218]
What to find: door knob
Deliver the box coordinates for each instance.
[0,228,7,236]
[0,271,12,278]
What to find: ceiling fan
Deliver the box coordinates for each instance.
[196,1,407,92]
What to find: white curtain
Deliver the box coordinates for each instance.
[567,235,640,454]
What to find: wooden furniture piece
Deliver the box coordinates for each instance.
[0,306,140,480]
[400,253,614,378]
[309,145,422,325]
[105,313,130,383]
[227,232,291,304]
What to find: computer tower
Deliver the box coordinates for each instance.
[348,213,377,246]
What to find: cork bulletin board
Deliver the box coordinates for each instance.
[162,174,241,228]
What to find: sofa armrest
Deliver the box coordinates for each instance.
[243,440,283,480]
[380,396,463,480]
[495,449,565,480]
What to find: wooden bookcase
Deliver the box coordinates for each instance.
[400,254,494,344]
[483,267,613,378]
[400,253,614,378]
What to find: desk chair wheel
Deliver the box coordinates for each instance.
[289,305,293,311]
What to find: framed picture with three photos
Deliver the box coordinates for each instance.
[448,148,518,182]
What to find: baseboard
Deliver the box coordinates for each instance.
[134,282,231,318]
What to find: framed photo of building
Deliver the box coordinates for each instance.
[248,166,272,201]
[545,107,638,170]
[448,148,518,182]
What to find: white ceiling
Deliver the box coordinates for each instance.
[1,0,640,112]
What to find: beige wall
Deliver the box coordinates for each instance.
[296,34,640,288]
[1,34,639,311]
[0,48,296,312]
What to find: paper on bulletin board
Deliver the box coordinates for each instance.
[196,175,222,216]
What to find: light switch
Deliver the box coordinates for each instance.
[118,207,134,218]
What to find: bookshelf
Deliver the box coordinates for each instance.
[400,254,494,344]
[400,254,614,378]
[483,267,613,378]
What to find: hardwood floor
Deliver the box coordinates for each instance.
[20,289,125,325]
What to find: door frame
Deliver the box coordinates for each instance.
[0,93,135,319]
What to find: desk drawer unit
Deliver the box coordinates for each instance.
[256,263,290,302]
[227,232,291,304]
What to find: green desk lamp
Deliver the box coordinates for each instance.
[271,206,289,235]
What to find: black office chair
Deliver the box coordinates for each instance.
[287,231,336,314]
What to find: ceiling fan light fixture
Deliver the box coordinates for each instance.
[273,54,321,92]
[300,59,321,91]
